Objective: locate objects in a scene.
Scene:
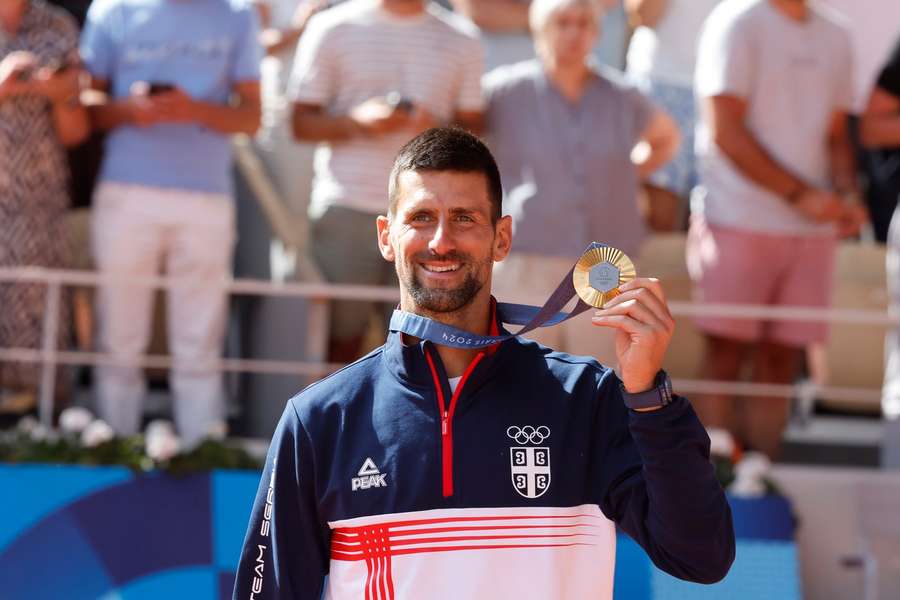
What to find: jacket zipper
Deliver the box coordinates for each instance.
[424,348,485,498]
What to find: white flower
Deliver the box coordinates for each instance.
[707,427,736,458]
[28,423,50,442]
[145,419,175,440]
[734,451,771,480]
[729,475,767,498]
[81,420,115,448]
[16,415,40,434]
[146,421,181,462]
[729,452,772,498]
[59,407,94,435]
[32,425,61,443]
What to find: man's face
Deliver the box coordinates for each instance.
[378,170,511,314]
[537,4,599,68]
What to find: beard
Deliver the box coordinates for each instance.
[401,250,490,314]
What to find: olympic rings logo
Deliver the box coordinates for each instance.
[506,425,551,445]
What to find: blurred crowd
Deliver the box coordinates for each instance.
[1,0,899,459]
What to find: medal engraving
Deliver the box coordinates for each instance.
[572,243,636,308]
[588,262,620,293]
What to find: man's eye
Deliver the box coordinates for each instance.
[411,213,432,222]
[455,214,475,223]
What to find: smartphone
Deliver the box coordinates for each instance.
[148,82,175,96]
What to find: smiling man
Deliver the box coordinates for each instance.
[233,127,734,600]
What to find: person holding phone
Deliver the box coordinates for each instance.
[0,0,88,414]
[288,0,485,364]
[79,0,262,445]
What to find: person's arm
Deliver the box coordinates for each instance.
[233,401,329,599]
[704,94,807,199]
[827,109,857,195]
[448,0,531,32]
[292,98,413,142]
[704,94,845,223]
[624,0,668,29]
[82,77,156,131]
[590,278,735,583]
[860,87,900,148]
[151,81,262,135]
[597,388,736,583]
[0,53,88,146]
[633,108,679,179]
[827,109,868,237]
[42,69,89,147]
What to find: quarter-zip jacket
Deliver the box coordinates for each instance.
[233,329,735,600]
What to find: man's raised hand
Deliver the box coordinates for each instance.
[591,277,675,394]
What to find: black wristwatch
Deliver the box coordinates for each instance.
[620,370,673,411]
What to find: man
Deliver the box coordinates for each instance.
[233,128,734,599]
[688,0,866,458]
[863,35,900,466]
[485,0,679,365]
[288,0,484,363]
[80,0,262,445]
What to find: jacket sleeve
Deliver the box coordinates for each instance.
[591,373,736,584]
[233,400,328,599]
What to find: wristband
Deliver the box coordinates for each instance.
[620,370,673,411]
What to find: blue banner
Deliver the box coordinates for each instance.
[0,464,800,599]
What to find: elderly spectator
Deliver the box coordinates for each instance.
[485,0,679,363]
[289,0,485,363]
[80,0,262,445]
[451,0,628,72]
[625,0,720,231]
[688,0,866,459]
[863,35,900,465]
[0,0,88,414]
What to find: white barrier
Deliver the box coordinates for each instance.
[0,266,890,426]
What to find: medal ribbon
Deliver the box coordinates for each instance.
[389,243,606,349]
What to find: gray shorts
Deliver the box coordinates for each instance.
[311,205,397,341]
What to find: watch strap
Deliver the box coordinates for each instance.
[621,370,673,410]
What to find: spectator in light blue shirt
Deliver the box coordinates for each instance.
[80,0,262,446]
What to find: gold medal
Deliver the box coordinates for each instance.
[572,244,636,308]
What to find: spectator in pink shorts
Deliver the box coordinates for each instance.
[688,0,867,459]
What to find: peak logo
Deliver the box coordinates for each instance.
[351,457,388,491]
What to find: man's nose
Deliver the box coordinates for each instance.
[428,219,455,255]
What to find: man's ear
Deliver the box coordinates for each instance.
[376,215,395,261]
[492,215,513,262]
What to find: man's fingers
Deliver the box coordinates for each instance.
[590,313,653,337]
[602,286,672,329]
[617,277,667,307]
[606,279,674,330]
[593,299,668,334]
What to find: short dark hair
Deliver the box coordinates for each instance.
[388,127,503,223]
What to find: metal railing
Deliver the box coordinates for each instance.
[0,265,894,427]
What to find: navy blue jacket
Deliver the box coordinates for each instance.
[233,330,735,600]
